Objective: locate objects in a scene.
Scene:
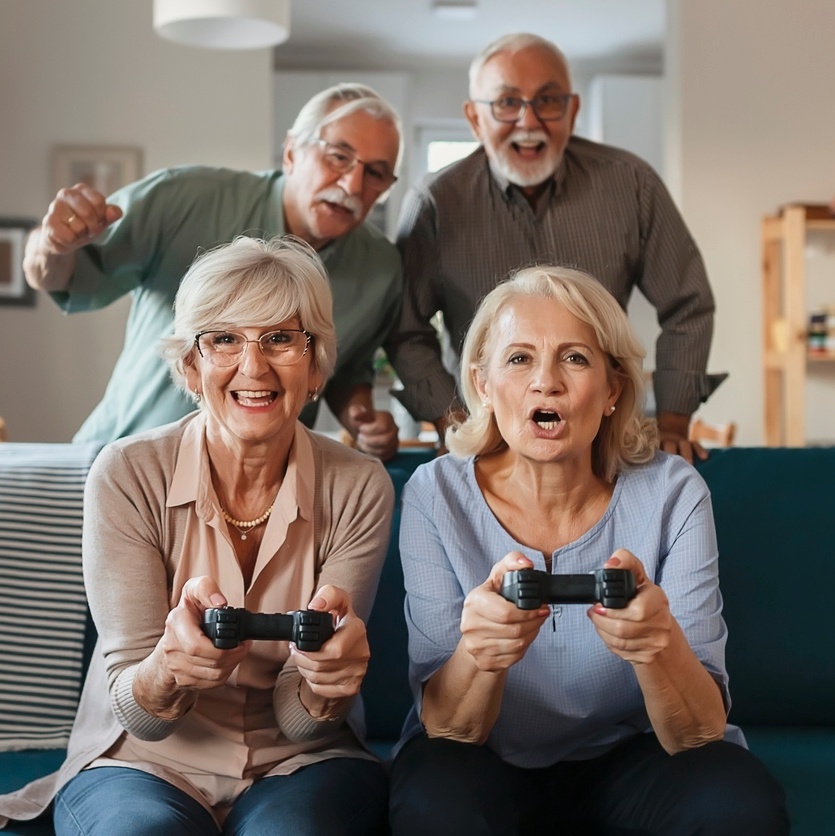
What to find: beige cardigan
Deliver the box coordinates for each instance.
[0,415,394,826]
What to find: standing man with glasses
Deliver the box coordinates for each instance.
[386,33,725,463]
[23,83,403,459]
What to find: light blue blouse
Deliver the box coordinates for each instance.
[398,451,745,767]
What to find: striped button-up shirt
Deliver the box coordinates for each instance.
[387,139,722,421]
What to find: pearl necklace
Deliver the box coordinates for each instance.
[219,503,274,540]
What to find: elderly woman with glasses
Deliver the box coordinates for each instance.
[8,236,394,835]
[388,265,788,835]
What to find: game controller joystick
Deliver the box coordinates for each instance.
[201,607,335,651]
[500,568,637,610]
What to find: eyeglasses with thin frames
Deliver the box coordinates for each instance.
[194,329,312,367]
[472,94,575,124]
[312,138,398,193]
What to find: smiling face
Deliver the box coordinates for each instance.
[473,295,619,466]
[465,43,579,194]
[184,317,322,448]
[281,109,400,250]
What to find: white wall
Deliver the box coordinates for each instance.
[0,0,273,441]
[586,75,664,390]
[667,0,835,444]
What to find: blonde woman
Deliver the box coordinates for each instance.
[389,265,787,835]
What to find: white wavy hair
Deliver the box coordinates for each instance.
[468,32,573,98]
[286,82,404,177]
[159,235,337,392]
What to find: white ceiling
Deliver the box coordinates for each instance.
[273,0,666,75]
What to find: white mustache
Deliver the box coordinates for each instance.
[315,187,363,219]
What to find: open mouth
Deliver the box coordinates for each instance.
[233,390,277,407]
[511,138,546,157]
[532,409,561,430]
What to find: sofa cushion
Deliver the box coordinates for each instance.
[0,443,100,752]
[362,451,434,747]
[696,447,835,726]
[744,726,835,836]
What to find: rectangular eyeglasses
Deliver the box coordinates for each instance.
[473,94,574,123]
[194,329,312,367]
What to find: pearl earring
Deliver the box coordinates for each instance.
[308,391,319,403]
[193,390,202,404]
[608,404,616,415]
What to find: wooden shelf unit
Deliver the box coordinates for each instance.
[762,206,835,446]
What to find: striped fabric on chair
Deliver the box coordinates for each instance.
[0,442,101,751]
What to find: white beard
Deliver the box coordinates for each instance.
[489,129,562,188]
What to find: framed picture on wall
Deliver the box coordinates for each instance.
[0,219,36,307]
[52,144,143,196]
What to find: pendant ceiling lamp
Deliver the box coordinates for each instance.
[153,0,291,50]
[431,0,478,19]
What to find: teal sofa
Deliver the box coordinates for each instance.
[1,445,833,834]
[695,448,835,835]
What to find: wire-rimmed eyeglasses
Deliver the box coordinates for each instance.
[472,94,574,124]
[312,138,398,193]
[194,329,312,367]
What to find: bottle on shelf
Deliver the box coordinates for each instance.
[808,308,827,354]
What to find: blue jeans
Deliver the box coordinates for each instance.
[54,758,389,835]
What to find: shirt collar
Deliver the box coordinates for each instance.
[168,412,211,511]
[267,173,286,235]
[167,413,314,524]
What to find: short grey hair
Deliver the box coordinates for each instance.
[159,235,337,391]
[286,82,404,175]
[447,265,657,482]
[468,32,573,98]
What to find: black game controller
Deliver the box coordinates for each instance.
[201,607,335,651]
[500,568,637,610]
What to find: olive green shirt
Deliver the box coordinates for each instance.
[53,167,401,443]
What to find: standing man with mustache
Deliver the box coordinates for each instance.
[386,33,724,464]
[24,84,403,459]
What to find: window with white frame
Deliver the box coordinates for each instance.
[413,122,479,181]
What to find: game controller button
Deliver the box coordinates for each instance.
[215,611,237,622]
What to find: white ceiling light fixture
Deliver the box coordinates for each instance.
[431,0,478,20]
[153,0,291,50]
